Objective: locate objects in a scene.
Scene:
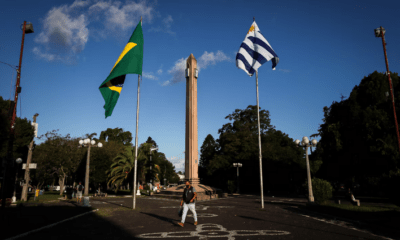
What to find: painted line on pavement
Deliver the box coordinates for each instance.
[137,223,290,238]
[298,213,395,240]
[5,209,99,240]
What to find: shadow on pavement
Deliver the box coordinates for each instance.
[140,212,177,225]
[0,202,140,240]
[284,205,400,240]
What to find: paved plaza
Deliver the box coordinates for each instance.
[3,195,399,240]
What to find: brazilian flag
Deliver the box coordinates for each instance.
[99,21,143,118]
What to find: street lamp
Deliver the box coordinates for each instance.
[374,26,400,153]
[78,138,102,207]
[233,163,242,194]
[12,158,22,203]
[295,136,318,203]
[148,147,158,191]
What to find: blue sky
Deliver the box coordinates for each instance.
[1,0,399,172]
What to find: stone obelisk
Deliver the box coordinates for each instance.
[163,54,220,201]
[185,53,199,184]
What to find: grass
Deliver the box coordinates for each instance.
[15,191,65,205]
[301,201,400,222]
[320,202,400,212]
[94,206,137,217]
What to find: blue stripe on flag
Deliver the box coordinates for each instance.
[248,36,278,58]
[236,53,255,76]
[239,43,268,65]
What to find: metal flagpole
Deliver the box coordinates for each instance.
[133,74,141,209]
[133,16,142,210]
[255,70,264,209]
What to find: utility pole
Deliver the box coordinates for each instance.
[375,26,400,152]
[1,21,33,208]
[21,114,38,201]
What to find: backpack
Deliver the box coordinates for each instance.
[78,185,83,191]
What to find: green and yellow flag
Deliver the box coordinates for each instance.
[99,21,143,118]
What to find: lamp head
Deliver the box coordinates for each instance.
[25,22,34,34]
[98,142,103,148]
[294,139,300,146]
[16,158,22,164]
[91,140,96,145]
[302,136,309,145]
[374,27,385,38]
[79,139,83,145]
[311,139,318,146]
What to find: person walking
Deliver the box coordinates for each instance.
[178,181,197,227]
[76,182,84,204]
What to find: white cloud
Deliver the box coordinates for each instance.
[157,64,163,75]
[278,68,291,73]
[149,15,175,35]
[161,80,170,86]
[197,50,230,71]
[34,0,155,63]
[166,57,186,85]
[169,156,184,171]
[164,50,231,86]
[142,72,158,80]
[89,0,154,31]
[32,47,61,61]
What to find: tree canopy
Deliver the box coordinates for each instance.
[316,71,400,188]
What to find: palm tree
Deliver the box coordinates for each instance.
[107,143,152,192]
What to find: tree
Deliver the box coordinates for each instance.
[316,71,400,194]
[107,143,151,192]
[90,140,124,190]
[33,130,84,195]
[146,136,158,149]
[199,134,218,168]
[203,105,304,192]
[0,97,34,197]
[99,128,133,146]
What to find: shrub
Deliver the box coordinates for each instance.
[311,178,333,204]
[227,180,236,194]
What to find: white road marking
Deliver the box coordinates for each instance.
[299,213,395,240]
[137,223,290,239]
[187,213,218,217]
[161,205,234,211]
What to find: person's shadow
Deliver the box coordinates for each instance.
[140,212,178,225]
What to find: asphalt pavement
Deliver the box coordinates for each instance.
[3,195,399,240]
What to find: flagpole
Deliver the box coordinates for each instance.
[256,70,264,209]
[133,16,142,210]
[133,74,141,209]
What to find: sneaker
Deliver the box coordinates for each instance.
[178,222,184,227]
[194,221,198,226]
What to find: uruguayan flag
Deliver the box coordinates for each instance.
[236,21,279,76]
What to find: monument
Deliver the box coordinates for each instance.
[164,54,221,200]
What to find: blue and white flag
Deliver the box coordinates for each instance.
[236,21,279,76]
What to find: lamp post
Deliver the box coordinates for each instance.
[295,136,317,203]
[374,26,400,153]
[1,21,34,209]
[148,147,158,191]
[12,158,22,203]
[233,163,242,194]
[21,113,38,202]
[78,138,102,207]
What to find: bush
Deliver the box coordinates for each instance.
[311,178,333,204]
[227,180,236,194]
